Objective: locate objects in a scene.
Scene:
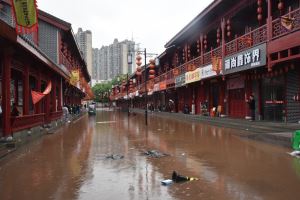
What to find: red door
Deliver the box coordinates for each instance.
[228,88,245,118]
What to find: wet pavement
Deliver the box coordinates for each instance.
[1,109,300,200]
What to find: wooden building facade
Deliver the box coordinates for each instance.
[0,0,91,138]
[113,0,300,122]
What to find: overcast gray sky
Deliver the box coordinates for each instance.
[39,0,213,54]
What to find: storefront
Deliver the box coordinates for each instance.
[223,43,267,119]
[199,64,218,115]
[227,76,246,118]
[261,75,285,121]
[175,74,186,112]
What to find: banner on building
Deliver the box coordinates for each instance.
[185,68,201,84]
[200,64,217,80]
[70,70,80,86]
[31,81,52,104]
[11,0,38,34]
[212,56,222,74]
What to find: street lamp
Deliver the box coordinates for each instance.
[128,48,158,126]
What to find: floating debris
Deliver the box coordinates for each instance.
[172,171,199,183]
[142,150,169,158]
[288,151,300,158]
[105,154,124,160]
[161,179,173,186]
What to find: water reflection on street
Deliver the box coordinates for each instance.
[1,110,300,200]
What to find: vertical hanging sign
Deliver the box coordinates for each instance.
[11,0,38,34]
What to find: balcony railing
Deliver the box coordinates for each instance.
[272,7,300,39]
[111,8,300,100]
[11,113,45,132]
[225,24,267,56]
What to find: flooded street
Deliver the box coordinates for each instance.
[1,110,300,200]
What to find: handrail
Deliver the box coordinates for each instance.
[272,7,300,40]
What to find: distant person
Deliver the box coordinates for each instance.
[248,94,255,121]
[183,104,189,114]
[11,103,20,117]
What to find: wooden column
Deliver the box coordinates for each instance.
[221,18,226,59]
[35,71,41,114]
[45,79,51,123]
[51,78,57,112]
[267,0,273,71]
[23,64,29,115]
[2,52,12,137]
[14,79,18,104]
[57,78,62,110]
[200,34,204,65]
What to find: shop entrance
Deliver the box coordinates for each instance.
[228,88,246,118]
[262,76,285,121]
[210,83,219,109]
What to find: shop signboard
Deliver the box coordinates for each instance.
[175,74,186,88]
[223,43,266,75]
[185,68,201,84]
[200,64,217,80]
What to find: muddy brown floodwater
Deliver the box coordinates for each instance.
[1,110,300,200]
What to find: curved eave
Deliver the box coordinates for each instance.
[164,0,222,48]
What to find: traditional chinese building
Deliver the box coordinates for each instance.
[113,0,300,123]
[0,0,91,138]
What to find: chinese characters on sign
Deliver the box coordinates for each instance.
[223,43,266,75]
[200,64,218,80]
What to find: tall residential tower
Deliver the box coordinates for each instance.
[93,39,135,81]
[75,28,93,77]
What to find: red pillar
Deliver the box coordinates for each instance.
[23,64,29,115]
[2,52,12,137]
[45,80,51,123]
[51,78,56,112]
[35,72,41,114]
[57,78,62,110]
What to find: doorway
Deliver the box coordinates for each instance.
[262,76,285,121]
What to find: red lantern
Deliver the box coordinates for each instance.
[257,14,263,21]
[257,0,262,6]
[278,1,284,11]
[257,7,263,14]
[148,59,156,79]
[136,71,142,76]
[226,19,231,38]
[149,75,155,79]
[149,69,155,75]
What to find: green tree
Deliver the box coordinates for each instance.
[92,74,128,102]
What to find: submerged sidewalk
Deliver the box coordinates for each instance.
[130,108,298,148]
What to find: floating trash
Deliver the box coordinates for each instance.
[105,154,124,160]
[172,171,199,183]
[161,179,173,186]
[288,150,300,158]
[142,150,169,158]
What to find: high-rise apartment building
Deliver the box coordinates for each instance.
[92,39,135,81]
[75,28,93,77]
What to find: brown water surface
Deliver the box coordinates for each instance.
[0,110,300,200]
